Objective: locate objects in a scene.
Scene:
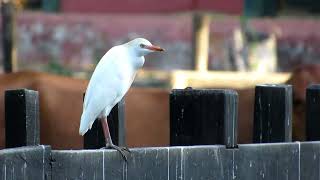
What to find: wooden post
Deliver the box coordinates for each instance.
[306,84,320,141]
[83,95,126,149]
[5,89,40,148]
[253,84,292,143]
[170,88,238,148]
[192,13,210,72]
[1,0,17,73]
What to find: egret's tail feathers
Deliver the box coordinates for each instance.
[79,117,89,136]
[79,111,95,136]
[79,127,88,136]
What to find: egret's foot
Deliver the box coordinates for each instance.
[101,144,130,161]
[120,146,131,153]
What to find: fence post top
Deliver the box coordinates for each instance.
[256,84,292,88]
[171,88,238,95]
[5,88,38,93]
[307,84,320,90]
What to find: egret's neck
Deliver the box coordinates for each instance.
[133,56,145,69]
[125,48,145,69]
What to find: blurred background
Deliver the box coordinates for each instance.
[0,0,320,149]
[2,0,320,81]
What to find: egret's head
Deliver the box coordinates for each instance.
[126,38,164,57]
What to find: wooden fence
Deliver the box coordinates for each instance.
[1,84,320,179]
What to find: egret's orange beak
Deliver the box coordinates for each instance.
[144,45,164,52]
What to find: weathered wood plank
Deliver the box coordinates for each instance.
[0,142,318,179]
[235,143,299,180]
[0,145,51,180]
[50,143,305,180]
[300,142,320,180]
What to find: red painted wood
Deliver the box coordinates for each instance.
[61,0,193,13]
[198,0,244,14]
[61,0,243,14]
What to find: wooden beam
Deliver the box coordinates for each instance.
[1,0,17,73]
[192,13,210,72]
[170,70,290,89]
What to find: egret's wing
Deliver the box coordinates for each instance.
[79,46,126,135]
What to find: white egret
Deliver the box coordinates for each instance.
[79,38,164,160]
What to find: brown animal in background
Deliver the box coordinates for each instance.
[0,65,318,149]
[0,71,169,149]
[237,64,320,143]
[287,64,320,141]
[236,88,255,143]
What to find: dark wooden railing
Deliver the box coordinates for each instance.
[1,84,320,180]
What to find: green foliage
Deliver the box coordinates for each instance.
[45,60,72,76]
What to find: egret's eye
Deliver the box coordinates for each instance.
[140,44,146,48]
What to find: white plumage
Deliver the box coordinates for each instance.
[79,38,163,135]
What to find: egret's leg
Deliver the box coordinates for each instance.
[101,118,130,161]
